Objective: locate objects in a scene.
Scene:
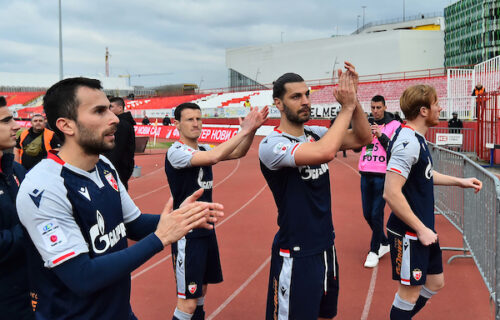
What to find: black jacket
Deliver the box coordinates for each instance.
[0,153,33,318]
[103,112,136,189]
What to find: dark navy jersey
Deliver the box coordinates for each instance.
[259,126,334,258]
[165,141,214,238]
[17,153,140,319]
[386,125,435,234]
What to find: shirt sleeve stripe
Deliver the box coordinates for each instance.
[52,251,76,265]
[389,167,402,174]
[291,144,300,155]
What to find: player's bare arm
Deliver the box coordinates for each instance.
[189,106,268,166]
[384,171,438,246]
[293,65,358,166]
[432,170,482,193]
[225,105,269,160]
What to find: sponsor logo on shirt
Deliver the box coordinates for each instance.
[38,219,67,250]
[298,163,329,180]
[78,186,91,201]
[197,168,213,190]
[273,142,289,155]
[89,210,126,254]
[29,189,44,208]
[425,159,433,180]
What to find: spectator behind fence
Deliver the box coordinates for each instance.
[0,96,34,319]
[142,115,150,125]
[162,114,171,126]
[102,97,136,190]
[14,114,61,171]
[448,112,463,134]
[472,83,486,118]
[16,77,224,319]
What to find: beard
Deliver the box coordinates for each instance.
[283,103,310,124]
[76,122,117,155]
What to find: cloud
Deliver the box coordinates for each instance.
[0,0,454,89]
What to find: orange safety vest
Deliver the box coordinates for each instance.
[18,128,55,164]
[475,87,485,96]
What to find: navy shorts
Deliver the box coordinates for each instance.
[388,229,443,286]
[266,245,339,320]
[171,232,223,299]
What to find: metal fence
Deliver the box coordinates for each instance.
[426,127,477,154]
[429,144,500,319]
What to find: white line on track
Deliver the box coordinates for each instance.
[335,157,378,320]
[207,256,271,320]
[214,159,240,188]
[132,183,266,280]
[129,166,165,183]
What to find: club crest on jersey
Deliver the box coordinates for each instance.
[89,210,126,254]
[306,135,315,143]
[298,163,329,180]
[188,282,197,294]
[105,172,119,191]
[412,268,422,281]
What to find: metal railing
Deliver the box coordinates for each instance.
[429,144,500,319]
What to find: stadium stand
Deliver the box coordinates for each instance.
[310,76,448,105]
[124,94,210,110]
[0,91,45,106]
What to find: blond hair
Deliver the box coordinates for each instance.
[399,85,437,120]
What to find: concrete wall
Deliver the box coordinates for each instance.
[226,30,444,84]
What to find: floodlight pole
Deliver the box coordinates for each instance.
[403,0,406,22]
[58,0,64,80]
[362,6,367,28]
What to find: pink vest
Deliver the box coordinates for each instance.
[358,120,400,174]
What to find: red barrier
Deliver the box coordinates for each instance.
[134,125,239,143]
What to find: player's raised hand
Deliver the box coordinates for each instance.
[343,61,359,91]
[459,177,482,193]
[417,227,438,246]
[239,106,269,133]
[333,68,357,112]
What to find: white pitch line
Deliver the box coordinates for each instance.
[131,183,267,280]
[361,265,378,320]
[207,256,271,320]
[129,166,165,183]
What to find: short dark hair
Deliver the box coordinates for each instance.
[273,73,305,100]
[43,77,103,141]
[371,95,386,106]
[109,97,125,108]
[0,96,6,107]
[174,103,201,121]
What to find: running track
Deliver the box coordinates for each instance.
[128,138,493,319]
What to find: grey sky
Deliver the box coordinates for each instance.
[0,0,456,89]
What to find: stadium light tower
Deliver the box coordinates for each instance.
[58,0,64,80]
[362,6,367,28]
[403,0,406,22]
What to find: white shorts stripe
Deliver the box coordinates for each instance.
[176,237,187,298]
[278,256,293,320]
[401,235,411,286]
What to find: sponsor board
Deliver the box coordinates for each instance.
[134,125,239,143]
[436,133,463,146]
